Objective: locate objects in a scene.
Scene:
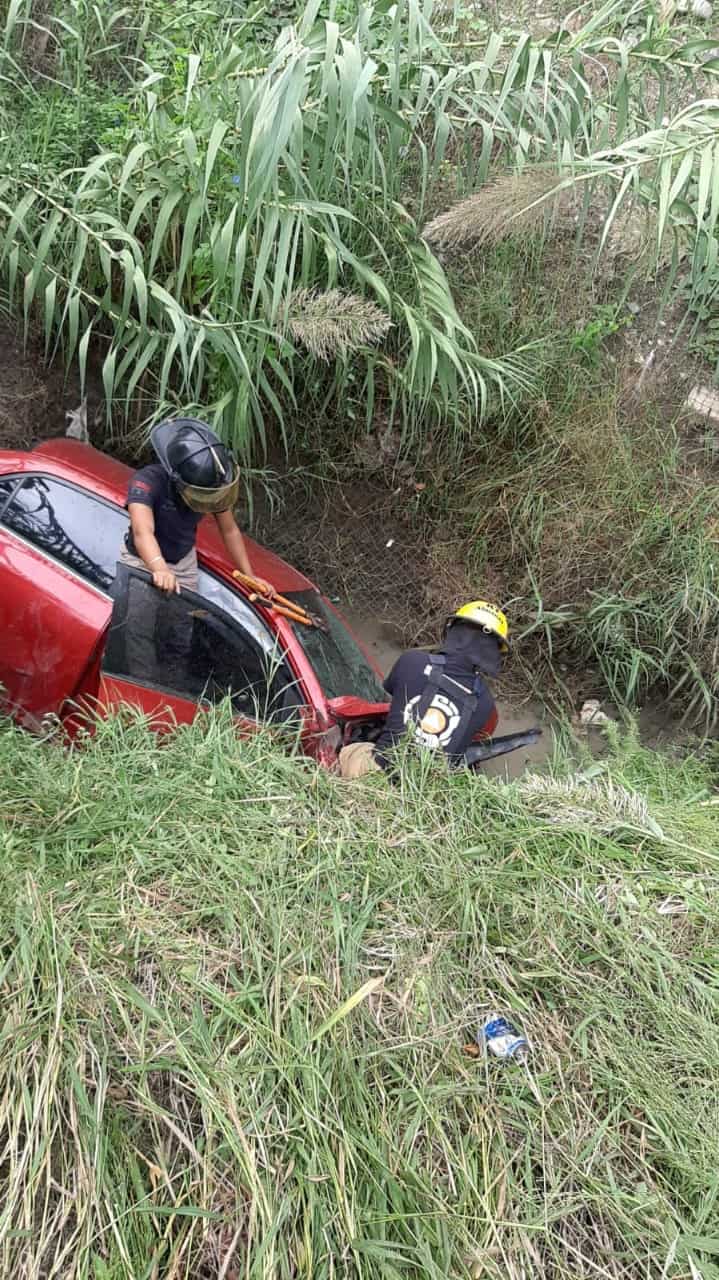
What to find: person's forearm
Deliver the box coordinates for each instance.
[133,529,167,571]
[223,527,253,576]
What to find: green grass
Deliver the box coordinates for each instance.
[2,708,719,1277]
[463,366,719,724]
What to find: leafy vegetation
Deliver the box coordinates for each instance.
[446,251,719,727]
[0,0,718,453]
[1,708,718,1277]
[2,3,719,1272]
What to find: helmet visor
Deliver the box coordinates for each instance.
[180,468,240,514]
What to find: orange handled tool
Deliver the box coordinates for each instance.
[248,593,312,626]
[232,571,311,615]
[233,570,321,628]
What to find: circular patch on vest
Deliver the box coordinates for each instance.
[420,705,448,735]
[404,693,461,750]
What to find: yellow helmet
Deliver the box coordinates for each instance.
[446,600,510,652]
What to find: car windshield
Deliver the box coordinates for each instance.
[285,592,387,704]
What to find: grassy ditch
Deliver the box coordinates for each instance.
[1,708,718,1277]
[269,233,719,724]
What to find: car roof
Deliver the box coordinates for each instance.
[19,439,317,594]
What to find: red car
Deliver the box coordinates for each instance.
[0,438,405,764]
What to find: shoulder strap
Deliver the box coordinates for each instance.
[412,655,480,751]
[414,655,446,722]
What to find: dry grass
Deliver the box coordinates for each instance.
[286,289,392,361]
[422,170,573,251]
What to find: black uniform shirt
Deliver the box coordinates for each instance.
[374,649,496,766]
[125,464,202,563]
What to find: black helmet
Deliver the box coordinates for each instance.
[151,418,240,514]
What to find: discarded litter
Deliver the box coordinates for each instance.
[580,699,612,727]
[385,539,395,548]
[479,1013,529,1063]
[676,0,712,16]
[65,400,89,442]
[685,384,719,426]
[656,895,688,916]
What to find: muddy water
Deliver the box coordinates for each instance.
[344,608,553,780]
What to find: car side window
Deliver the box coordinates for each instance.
[104,568,303,723]
[1,475,129,593]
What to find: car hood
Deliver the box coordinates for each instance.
[327,695,389,723]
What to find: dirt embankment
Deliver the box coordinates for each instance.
[0,322,82,449]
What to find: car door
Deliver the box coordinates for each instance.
[99,565,304,731]
[0,475,124,728]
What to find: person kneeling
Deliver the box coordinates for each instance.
[338,600,508,779]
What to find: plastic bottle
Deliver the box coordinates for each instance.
[479,1013,529,1063]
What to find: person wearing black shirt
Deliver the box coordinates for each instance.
[338,600,509,779]
[121,418,274,597]
[117,418,275,682]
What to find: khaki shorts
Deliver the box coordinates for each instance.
[119,545,199,591]
[338,741,383,779]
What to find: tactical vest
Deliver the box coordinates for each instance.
[408,654,488,755]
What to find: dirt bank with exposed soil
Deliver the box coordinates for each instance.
[0,323,83,449]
